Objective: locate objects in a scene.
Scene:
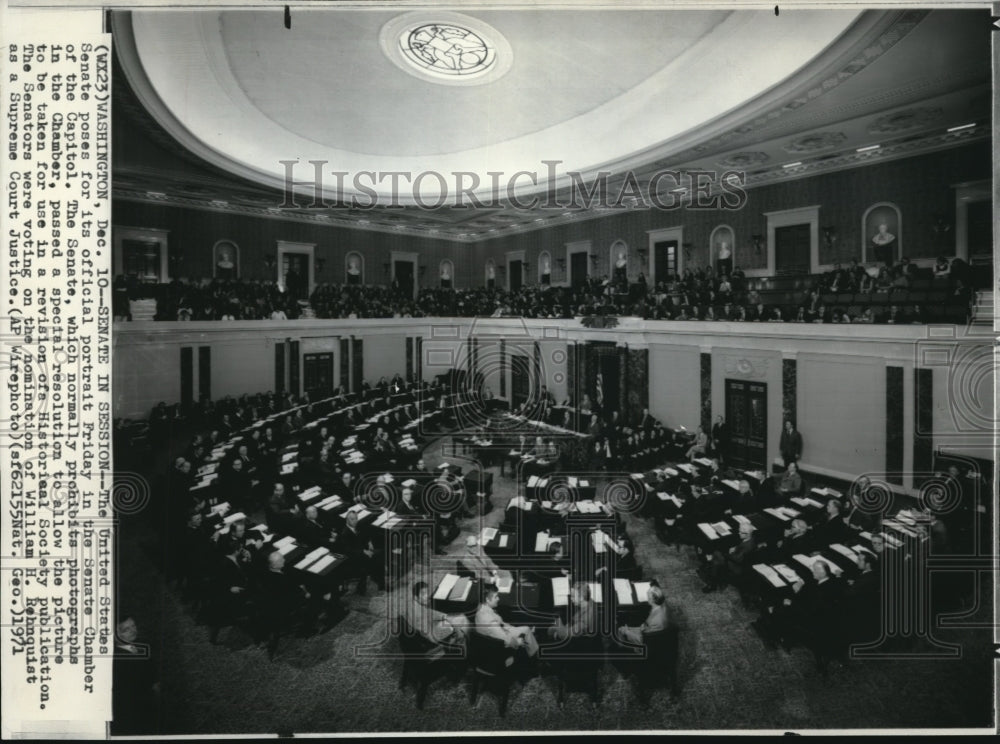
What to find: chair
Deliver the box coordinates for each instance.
[396,616,465,709]
[468,631,517,716]
[548,634,604,708]
[631,624,680,706]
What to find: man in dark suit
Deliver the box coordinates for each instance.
[775,518,815,561]
[334,511,382,595]
[220,457,253,511]
[704,522,757,593]
[813,499,850,547]
[779,420,803,465]
[294,505,334,548]
[210,536,252,643]
[258,549,312,650]
[711,415,730,463]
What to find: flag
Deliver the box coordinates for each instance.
[596,371,604,407]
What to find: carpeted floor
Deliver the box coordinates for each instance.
[117,436,995,734]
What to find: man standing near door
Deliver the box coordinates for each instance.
[779,420,803,466]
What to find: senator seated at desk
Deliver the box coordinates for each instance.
[474,586,540,660]
[618,584,668,645]
[406,580,470,647]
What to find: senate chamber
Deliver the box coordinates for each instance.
[107,5,995,736]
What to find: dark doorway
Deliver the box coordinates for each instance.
[570,251,588,287]
[511,353,533,412]
[725,379,767,470]
[653,240,677,285]
[597,353,619,416]
[282,252,310,299]
[394,260,415,299]
[509,260,523,292]
[774,224,811,276]
[303,353,334,399]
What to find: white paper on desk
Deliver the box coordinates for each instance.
[280,464,298,474]
[301,486,322,497]
[579,480,590,488]
[884,520,917,538]
[439,462,451,470]
[282,452,297,462]
[657,491,670,501]
[551,576,570,606]
[678,463,694,474]
[733,514,751,526]
[663,468,679,477]
[527,475,539,488]
[507,496,531,511]
[373,511,393,527]
[307,554,337,574]
[541,500,553,509]
[295,547,329,570]
[790,497,809,507]
[273,535,295,548]
[499,534,509,548]
[250,524,268,533]
[434,573,460,601]
[896,512,917,526]
[481,527,498,543]
[320,496,343,510]
[753,563,786,588]
[223,511,247,525]
[613,578,633,605]
[497,575,514,594]
[383,518,402,529]
[535,532,560,551]
[722,479,741,491]
[694,458,714,467]
[634,581,652,603]
[830,544,860,564]
[277,541,298,556]
[698,523,720,540]
[711,521,732,536]
[588,582,604,603]
[881,532,903,547]
[792,554,813,570]
[802,498,824,509]
[568,476,578,487]
[630,473,645,480]
[537,478,549,488]
[210,502,230,516]
[774,564,801,583]
[853,544,875,557]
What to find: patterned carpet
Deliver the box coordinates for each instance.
[118,437,995,734]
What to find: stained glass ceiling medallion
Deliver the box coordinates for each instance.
[381,12,513,86]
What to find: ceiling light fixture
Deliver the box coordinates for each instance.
[782,162,803,169]
[947,123,976,132]
[856,144,881,152]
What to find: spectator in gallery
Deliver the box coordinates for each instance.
[779,420,803,465]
